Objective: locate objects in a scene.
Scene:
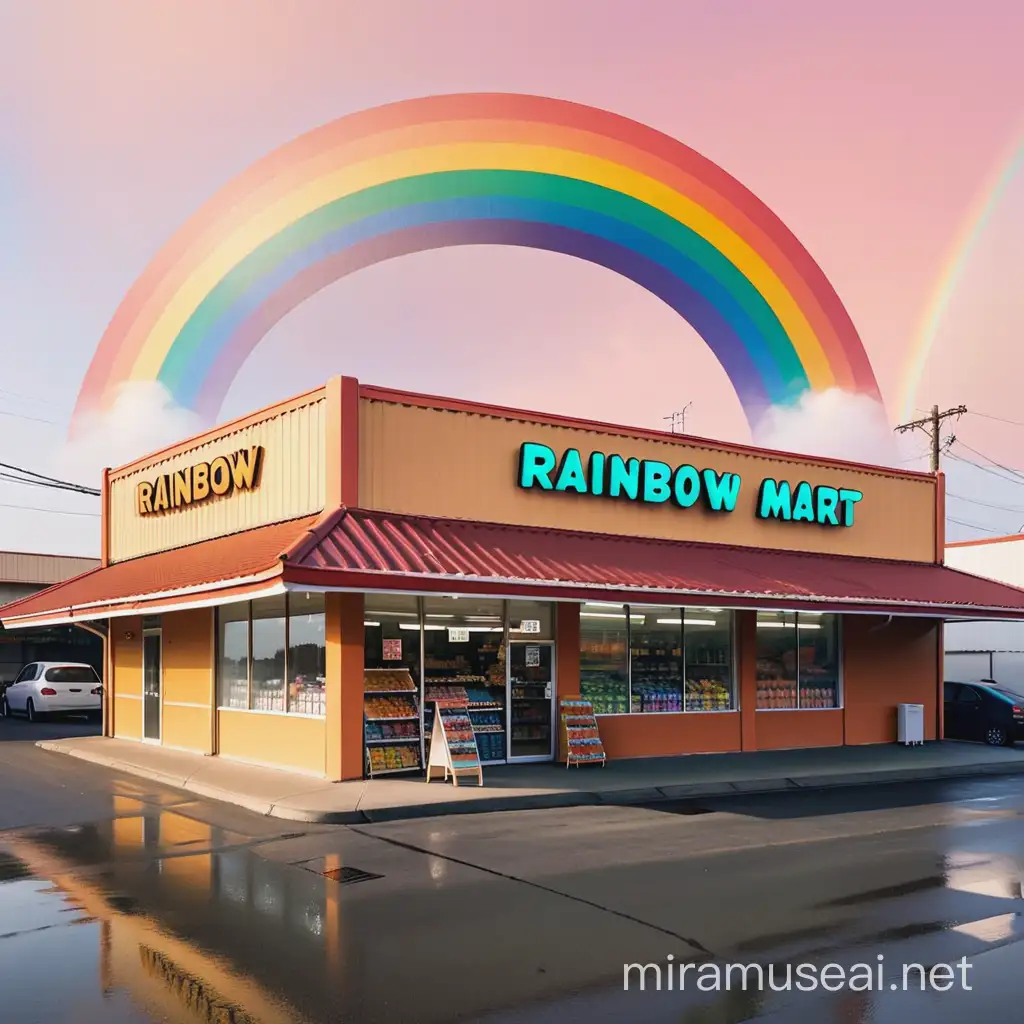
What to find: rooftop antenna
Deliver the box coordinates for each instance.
[663,402,693,435]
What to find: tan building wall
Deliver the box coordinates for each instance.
[161,608,214,754]
[0,550,98,585]
[359,398,938,562]
[111,617,143,740]
[217,709,327,776]
[108,389,327,562]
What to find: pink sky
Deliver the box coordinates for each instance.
[2,0,1023,552]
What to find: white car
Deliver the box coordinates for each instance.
[1,662,103,722]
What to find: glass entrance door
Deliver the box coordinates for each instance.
[143,630,162,741]
[508,642,554,760]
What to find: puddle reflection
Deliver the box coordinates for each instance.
[0,806,345,1023]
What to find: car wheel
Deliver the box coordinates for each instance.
[26,699,38,723]
[985,725,1008,746]
[0,697,8,718]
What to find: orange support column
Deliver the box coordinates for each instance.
[326,591,365,781]
[736,611,758,751]
[555,604,581,764]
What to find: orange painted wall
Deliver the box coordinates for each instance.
[161,608,214,754]
[326,591,364,782]
[359,398,937,562]
[217,709,326,776]
[755,710,845,750]
[598,711,741,758]
[111,616,143,740]
[843,616,939,744]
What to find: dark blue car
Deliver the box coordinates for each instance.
[944,679,1024,746]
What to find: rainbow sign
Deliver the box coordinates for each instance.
[72,93,880,432]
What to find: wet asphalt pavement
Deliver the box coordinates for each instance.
[4,715,1024,1022]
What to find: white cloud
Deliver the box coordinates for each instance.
[56,381,206,488]
[752,388,905,468]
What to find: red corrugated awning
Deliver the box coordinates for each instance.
[0,516,318,627]
[8,507,1024,626]
[279,508,1024,619]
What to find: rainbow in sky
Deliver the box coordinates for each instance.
[72,93,882,434]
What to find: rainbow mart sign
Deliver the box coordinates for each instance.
[517,442,863,527]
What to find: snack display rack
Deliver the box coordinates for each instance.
[559,697,606,768]
[363,668,422,777]
[424,642,507,763]
[425,700,483,786]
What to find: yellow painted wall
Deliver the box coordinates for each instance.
[111,616,143,740]
[160,608,214,753]
[217,709,326,776]
[108,392,326,562]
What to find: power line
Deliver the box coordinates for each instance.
[0,462,99,496]
[0,472,99,496]
[954,440,1024,482]
[944,450,1024,488]
[947,490,1024,512]
[0,501,100,518]
[946,515,1003,534]
[0,407,58,426]
[894,404,967,471]
[965,410,1024,429]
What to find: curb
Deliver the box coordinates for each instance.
[36,740,1024,825]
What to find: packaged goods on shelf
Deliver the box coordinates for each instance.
[631,680,684,713]
[755,683,798,709]
[684,678,732,711]
[425,685,469,704]
[798,686,836,708]
[368,745,422,772]
[475,732,505,761]
[364,694,418,719]
[364,720,419,741]
[364,668,415,692]
[470,710,504,731]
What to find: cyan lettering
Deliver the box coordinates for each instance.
[792,481,815,523]
[554,448,588,493]
[642,460,672,503]
[608,455,641,500]
[518,443,556,490]
[672,465,701,508]
[589,452,606,496]
[758,478,792,521]
[702,469,741,512]
[838,488,863,527]
[814,486,840,526]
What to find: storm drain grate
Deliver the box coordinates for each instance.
[322,865,384,885]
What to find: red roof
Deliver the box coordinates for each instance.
[281,508,1024,619]
[0,516,318,625]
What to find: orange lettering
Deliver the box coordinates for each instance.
[193,462,210,501]
[209,456,232,496]
[229,446,263,490]
[136,481,153,515]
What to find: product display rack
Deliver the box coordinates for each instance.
[424,643,507,764]
[425,700,483,786]
[363,668,423,777]
[559,697,606,768]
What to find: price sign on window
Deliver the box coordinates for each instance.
[382,638,402,661]
[448,627,470,643]
[525,646,541,667]
[520,619,541,634]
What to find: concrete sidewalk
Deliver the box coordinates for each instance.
[36,735,1024,824]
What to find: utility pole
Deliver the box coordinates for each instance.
[894,404,967,471]
[664,402,693,435]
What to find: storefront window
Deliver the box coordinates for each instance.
[684,607,734,711]
[756,611,798,708]
[579,603,631,715]
[797,613,840,708]
[507,600,554,641]
[423,597,507,761]
[251,596,287,712]
[217,602,249,709]
[364,593,421,679]
[756,611,840,709]
[287,592,326,716]
[629,607,683,713]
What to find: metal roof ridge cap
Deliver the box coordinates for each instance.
[280,506,348,564]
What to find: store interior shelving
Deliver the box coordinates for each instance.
[363,668,422,776]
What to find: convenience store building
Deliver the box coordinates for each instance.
[5,375,1024,781]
